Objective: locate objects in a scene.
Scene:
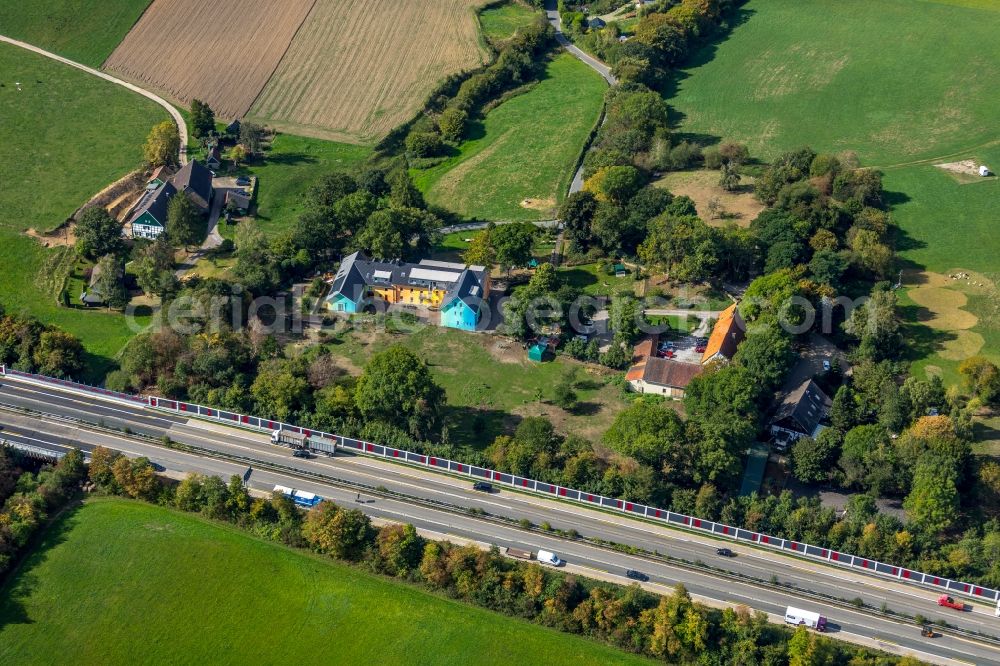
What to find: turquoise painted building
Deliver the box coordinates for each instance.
[325,253,488,331]
[327,291,360,314]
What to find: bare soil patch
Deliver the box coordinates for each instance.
[520,197,556,211]
[25,223,75,248]
[248,0,491,143]
[653,169,765,226]
[934,158,997,184]
[104,0,316,120]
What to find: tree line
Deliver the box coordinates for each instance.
[75,448,919,666]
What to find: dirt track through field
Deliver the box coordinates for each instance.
[248,0,491,143]
[103,0,315,120]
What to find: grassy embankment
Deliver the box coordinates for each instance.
[0,498,651,666]
[414,52,606,222]
[668,0,1000,384]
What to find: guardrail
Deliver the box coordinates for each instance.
[2,363,997,604]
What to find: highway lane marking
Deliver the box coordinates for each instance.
[0,383,176,423]
[8,383,988,609]
[9,428,998,662]
[8,393,998,633]
[328,454,999,621]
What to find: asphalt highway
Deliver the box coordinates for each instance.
[1,378,998,664]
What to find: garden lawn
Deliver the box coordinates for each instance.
[415,52,605,221]
[479,1,542,42]
[324,325,627,446]
[239,133,371,236]
[0,499,650,666]
[559,262,636,297]
[0,0,151,68]
[670,0,1000,166]
[0,43,165,373]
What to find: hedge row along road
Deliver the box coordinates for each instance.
[0,34,188,164]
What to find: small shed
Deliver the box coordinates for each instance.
[528,343,548,362]
[980,165,992,177]
[588,17,606,29]
[611,263,627,277]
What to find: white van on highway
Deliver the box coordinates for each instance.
[536,550,563,566]
[784,606,827,632]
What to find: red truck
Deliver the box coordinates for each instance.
[937,595,966,611]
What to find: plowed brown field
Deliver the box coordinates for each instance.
[103,0,316,120]
[247,0,491,143]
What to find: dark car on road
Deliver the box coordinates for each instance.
[292,449,312,459]
[716,547,734,557]
[625,569,649,582]
[473,481,493,493]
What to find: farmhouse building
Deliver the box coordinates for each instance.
[701,302,745,364]
[126,181,176,240]
[325,252,490,332]
[171,160,214,212]
[626,356,703,398]
[769,378,831,442]
[625,334,702,398]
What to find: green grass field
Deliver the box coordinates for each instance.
[669,0,1000,384]
[414,52,605,222]
[0,0,151,68]
[479,1,541,43]
[235,134,371,236]
[0,499,650,666]
[559,262,635,297]
[0,43,165,372]
[671,0,1000,166]
[325,325,626,446]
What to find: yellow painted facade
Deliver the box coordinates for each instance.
[369,285,448,307]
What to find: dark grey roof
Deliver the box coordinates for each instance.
[444,269,485,309]
[226,119,241,134]
[171,160,213,203]
[128,181,176,226]
[771,379,831,435]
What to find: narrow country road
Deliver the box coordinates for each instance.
[544,1,617,85]
[0,34,188,164]
[543,1,617,264]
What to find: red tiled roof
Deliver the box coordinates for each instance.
[640,357,702,389]
[701,302,745,364]
[632,334,658,364]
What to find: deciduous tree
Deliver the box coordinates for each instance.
[143,120,180,167]
[75,206,125,260]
